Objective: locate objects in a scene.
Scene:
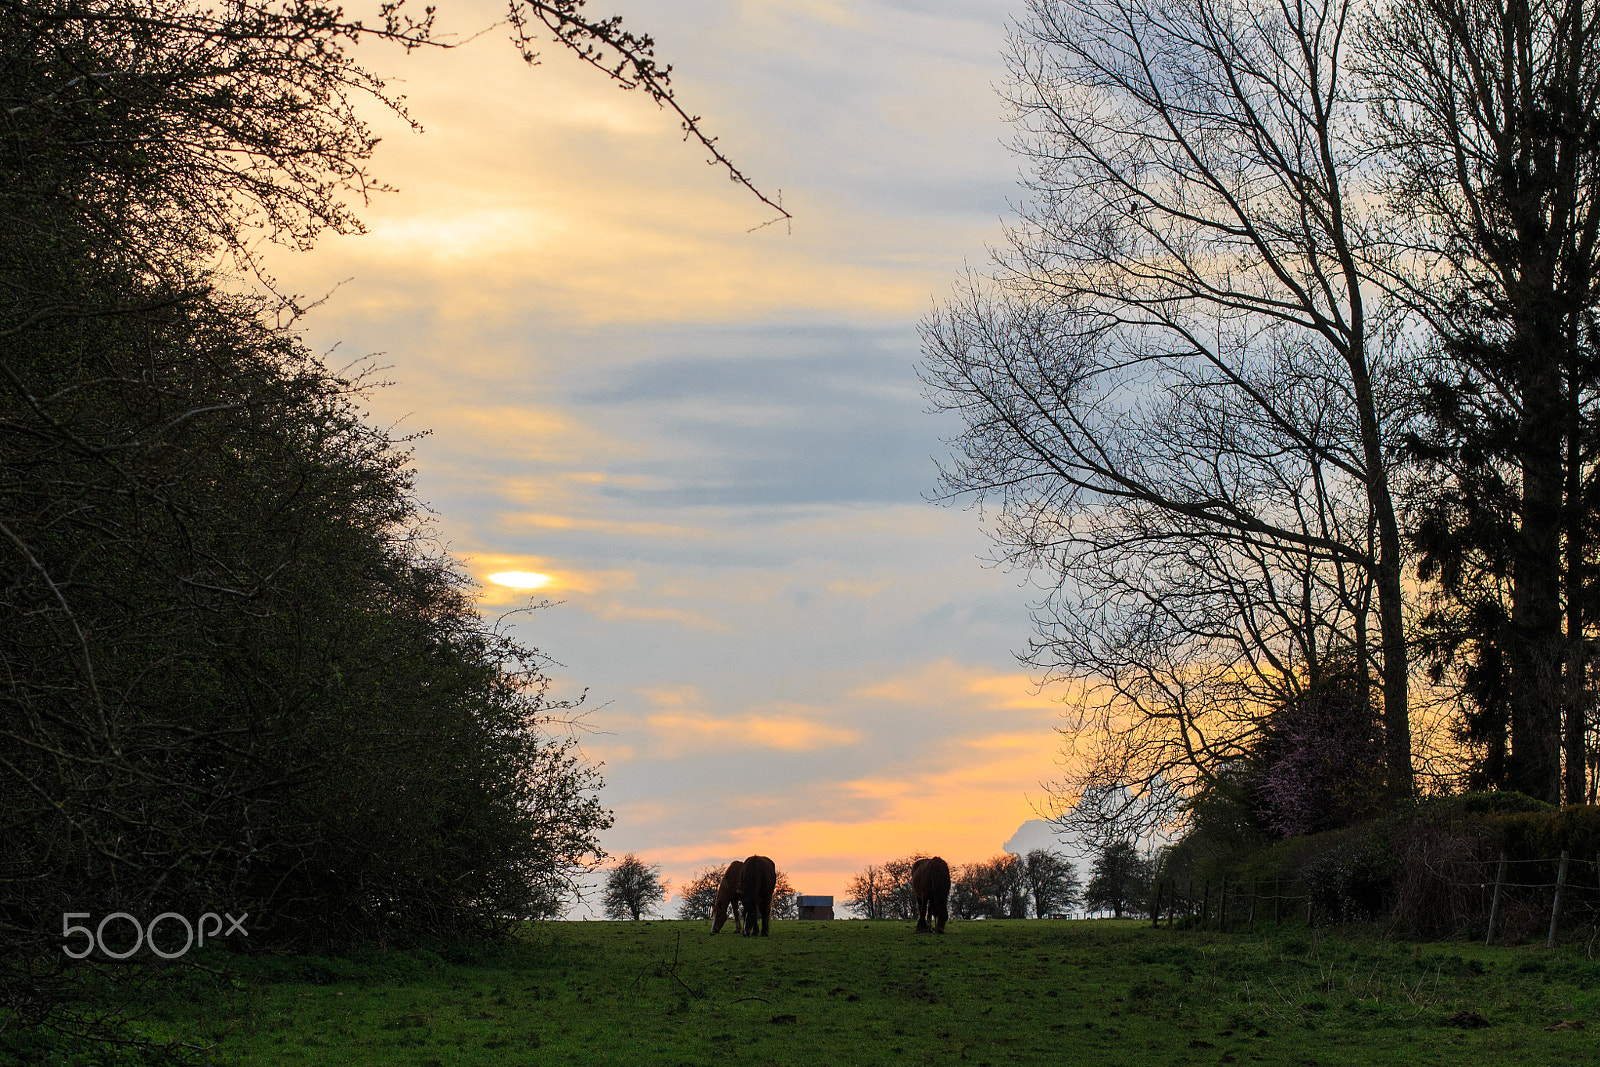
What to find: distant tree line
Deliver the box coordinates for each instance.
[845,851,1080,920]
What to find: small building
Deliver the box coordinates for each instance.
[796,895,834,920]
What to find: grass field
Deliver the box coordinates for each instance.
[58,919,1600,1065]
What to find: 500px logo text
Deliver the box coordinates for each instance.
[62,911,248,959]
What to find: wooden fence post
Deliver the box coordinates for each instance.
[1548,851,1571,950]
[1247,878,1257,931]
[1201,881,1210,928]
[1273,877,1281,926]
[1485,852,1507,947]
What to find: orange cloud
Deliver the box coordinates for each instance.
[497,511,714,542]
[603,689,864,759]
[647,711,859,754]
[854,658,1067,718]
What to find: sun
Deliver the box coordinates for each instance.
[487,571,554,590]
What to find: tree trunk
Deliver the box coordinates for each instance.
[1508,303,1570,805]
[1564,356,1589,805]
[1349,350,1413,799]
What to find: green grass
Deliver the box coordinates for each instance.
[68,920,1600,1065]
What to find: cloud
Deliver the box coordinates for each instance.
[495,510,715,544]
[646,711,860,754]
[594,603,733,632]
[622,689,862,758]
[853,658,1064,716]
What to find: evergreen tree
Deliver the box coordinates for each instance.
[1084,842,1151,919]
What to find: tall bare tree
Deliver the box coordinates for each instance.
[923,0,1415,837]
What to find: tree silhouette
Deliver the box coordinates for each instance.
[675,866,724,921]
[1023,850,1080,918]
[1085,842,1150,919]
[603,854,667,920]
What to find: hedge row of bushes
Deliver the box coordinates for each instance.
[1157,794,1600,942]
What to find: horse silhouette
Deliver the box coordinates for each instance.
[740,855,777,937]
[711,859,745,934]
[912,856,951,933]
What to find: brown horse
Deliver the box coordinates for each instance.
[711,859,745,934]
[740,855,777,937]
[912,856,951,933]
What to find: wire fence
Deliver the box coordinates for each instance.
[1149,851,1600,949]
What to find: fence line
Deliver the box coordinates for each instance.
[1145,848,1600,948]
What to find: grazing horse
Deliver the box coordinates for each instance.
[740,855,777,937]
[711,859,745,934]
[912,856,951,934]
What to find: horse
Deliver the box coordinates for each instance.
[740,854,777,937]
[912,856,951,933]
[711,859,745,934]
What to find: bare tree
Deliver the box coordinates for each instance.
[844,864,891,920]
[993,854,1030,919]
[951,864,987,919]
[922,0,1417,842]
[845,856,928,919]
[603,854,667,920]
[881,854,927,920]
[675,865,724,921]
[772,870,799,921]
[953,854,1029,918]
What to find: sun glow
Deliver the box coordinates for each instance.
[487,571,553,590]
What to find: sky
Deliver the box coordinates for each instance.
[264,0,1090,913]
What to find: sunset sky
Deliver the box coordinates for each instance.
[265,0,1089,912]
